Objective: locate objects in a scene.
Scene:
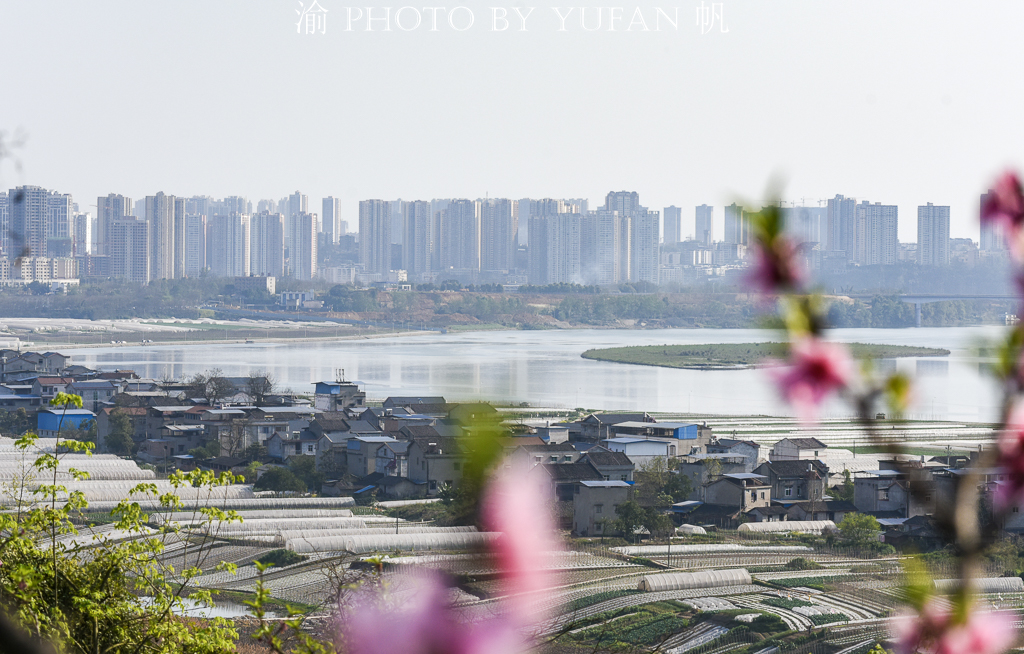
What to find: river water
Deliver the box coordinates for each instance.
[64,326,1007,422]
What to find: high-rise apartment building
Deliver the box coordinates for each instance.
[291,212,318,280]
[480,198,517,272]
[108,217,150,284]
[402,201,434,278]
[630,209,660,285]
[250,212,285,277]
[663,206,682,245]
[73,213,92,256]
[917,203,950,266]
[826,195,857,257]
[530,210,583,285]
[322,197,341,244]
[286,191,308,250]
[0,192,8,256]
[980,191,1008,252]
[580,209,623,285]
[256,199,277,214]
[605,191,640,217]
[208,213,250,277]
[438,199,479,273]
[695,205,714,246]
[9,186,49,259]
[359,200,392,275]
[145,192,175,280]
[46,192,74,257]
[173,198,187,278]
[723,203,748,246]
[854,201,898,266]
[184,214,207,277]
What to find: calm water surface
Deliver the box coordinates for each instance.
[65,326,1005,422]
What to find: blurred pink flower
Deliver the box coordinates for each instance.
[481,468,562,626]
[341,468,562,654]
[981,172,1024,259]
[746,236,805,295]
[994,403,1024,511]
[891,599,1016,654]
[770,337,853,422]
[341,574,527,654]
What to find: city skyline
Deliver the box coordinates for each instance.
[2,1,1023,246]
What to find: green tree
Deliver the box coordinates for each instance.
[615,500,647,541]
[838,512,881,547]
[0,392,243,653]
[253,466,306,493]
[288,455,325,493]
[830,469,855,503]
[104,409,135,456]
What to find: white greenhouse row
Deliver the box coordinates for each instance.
[737,521,836,534]
[286,531,499,554]
[613,544,814,556]
[637,569,753,592]
[150,508,355,524]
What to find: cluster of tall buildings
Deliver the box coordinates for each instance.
[1,187,350,285]
[0,183,1010,290]
[663,194,1003,274]
[358,191,661,286]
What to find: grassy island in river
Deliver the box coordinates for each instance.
[580,342,951,370]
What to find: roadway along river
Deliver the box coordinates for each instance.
[64,326,1006,422]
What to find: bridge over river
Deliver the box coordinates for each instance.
[845,294,1016,327]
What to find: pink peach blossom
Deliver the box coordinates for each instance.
[891,599,1016,654]
[994,403,1024,511]
[481,468,562,626]
[981,172,1024,260]
[341,573,528,654]
[770,337,853,422]
[746,236,805,295]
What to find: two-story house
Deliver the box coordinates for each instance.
[754,459,829,504]
[770,437,827,461]
[407,434,464,495]
[577,448,635,482]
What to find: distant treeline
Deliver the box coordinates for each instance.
[0,274,1012,329]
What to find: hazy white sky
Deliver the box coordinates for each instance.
[2,0,1023,242]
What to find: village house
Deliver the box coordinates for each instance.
[754,459,829,504]
[577,448,635,482]
[573,480,631,536]
[31,376,75,402]
[407,434,465,495]
[346,435,398,477]
[67,379,121,413]
[578,412,655,442]
[771,437,828,461]
[36,408,96,438]
[313,380,366,412]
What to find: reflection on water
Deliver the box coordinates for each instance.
[64,326,1008,423]
[916,360,949,376]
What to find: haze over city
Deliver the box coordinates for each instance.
[3,0,1024,242]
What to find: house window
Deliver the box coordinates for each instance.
[550,456,558,462]
[453,462,461,471]
[879,488,890,501]
[534,456,542,463]
[1014,507,1020,513]
[784,487,792,497]
[563,455,572,461]
[595,504,603,514]
[814,451,819,457]
[307,444,314,452]
[760,492,765,500]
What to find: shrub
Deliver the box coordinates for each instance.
[256,549,307,568]
[809,613,849,625]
